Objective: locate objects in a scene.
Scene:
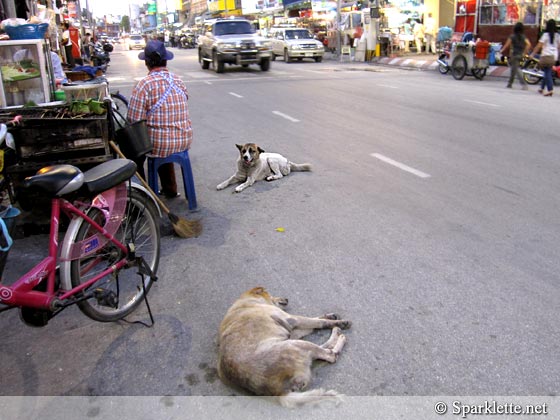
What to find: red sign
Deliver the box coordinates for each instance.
[68,1,77,19]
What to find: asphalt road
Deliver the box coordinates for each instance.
[0,43,558,414]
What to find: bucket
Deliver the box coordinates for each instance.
[0,206,20,279]
[475,40,490,59]
[54,90,66,101]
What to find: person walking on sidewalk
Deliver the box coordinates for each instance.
[500,22,531,89]
[424,13,437,54]
[530,19,560,97]
[127,40,194,198]
[413,20,424,54]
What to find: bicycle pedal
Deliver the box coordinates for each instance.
[93,288,118,308]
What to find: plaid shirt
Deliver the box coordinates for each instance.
[127,67,192,157]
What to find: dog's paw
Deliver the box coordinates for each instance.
[274,297,288,307]
[337,320,352,330]
[322,313,340,320]
[234,186,244,193]
[216,183,226,190]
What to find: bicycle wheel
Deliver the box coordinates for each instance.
[110,92,128,114]
[451,55,467,80]
[70,188,160,322]
[472,67,487,80]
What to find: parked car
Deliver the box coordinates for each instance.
[269,27,324,63]
[127,34,146,50]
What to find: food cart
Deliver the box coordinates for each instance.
[0,39,54,108]
[449,40,490,80]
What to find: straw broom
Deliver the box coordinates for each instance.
[110,141,202,238]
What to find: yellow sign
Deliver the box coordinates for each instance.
[208,0,240,13]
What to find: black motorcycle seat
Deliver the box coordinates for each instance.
[22,159,136,198]
[23,164,84,197]
[80,159,137,196]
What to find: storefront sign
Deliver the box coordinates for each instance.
[242,0,283,14]
[67,0,77,18]
[311,0,336,12]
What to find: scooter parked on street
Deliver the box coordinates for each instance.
[90,41,112,71]
[522,56,560,85]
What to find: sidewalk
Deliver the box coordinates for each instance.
[323,51,511,78]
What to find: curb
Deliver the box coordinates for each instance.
[323,53,511,78]
[373,56,510,78]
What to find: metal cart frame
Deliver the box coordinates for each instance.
[450,42,489,80]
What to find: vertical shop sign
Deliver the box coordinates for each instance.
[67,1,77,18]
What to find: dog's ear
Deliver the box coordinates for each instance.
[257,146,265,153]
[236,144,243,152]
[251,286,266,295]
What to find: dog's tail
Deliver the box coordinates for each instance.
[289,162,312,172]
[277,389,343,408]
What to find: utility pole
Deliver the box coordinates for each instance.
[336,0,341,59]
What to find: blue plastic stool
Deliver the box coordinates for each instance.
[147,150,197,211]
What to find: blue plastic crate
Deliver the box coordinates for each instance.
[5,23,49,40]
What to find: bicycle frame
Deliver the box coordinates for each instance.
[0,182,129,311]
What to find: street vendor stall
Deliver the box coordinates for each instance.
[0,39,55,108]
[0,100,114,210]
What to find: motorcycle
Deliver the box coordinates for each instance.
[521,55,560,85]
[437,50,450,74]
[90,41,111,71]
[179,32,196,49]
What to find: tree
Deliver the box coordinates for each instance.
[121,16,131,33]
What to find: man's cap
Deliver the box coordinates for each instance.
[138,40,174,61]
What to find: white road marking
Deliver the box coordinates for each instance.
[464,99,500,107]
[377,84,399,89]
[184,72,217,79]
[185,74,304,84]
[229,92,243,98]
[371,153,431,178]
[272,111,300,123]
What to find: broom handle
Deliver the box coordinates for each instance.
[109,141,171,215]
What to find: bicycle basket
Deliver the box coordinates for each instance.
[113,110,152,159]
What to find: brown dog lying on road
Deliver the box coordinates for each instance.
[217,287,351,407]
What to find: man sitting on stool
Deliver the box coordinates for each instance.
[127,40,193,198]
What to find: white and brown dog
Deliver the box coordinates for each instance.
[216,143,312,193]
[217,287,351,407]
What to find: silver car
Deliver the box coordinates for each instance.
[270,28,324,63]
[127,34,146,50]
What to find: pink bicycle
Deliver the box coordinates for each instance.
[0,122,161,327]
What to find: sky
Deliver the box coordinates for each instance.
[88,0,142,19]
